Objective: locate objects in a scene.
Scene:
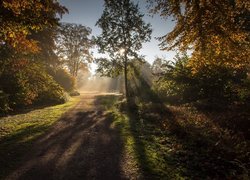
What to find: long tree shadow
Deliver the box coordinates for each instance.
[123,65,246,179]
[125,65,186,178]
[0,124,50,179]
[5,97,125,180]
[0,104,54,118]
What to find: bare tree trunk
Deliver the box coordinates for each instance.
[124,55,129,100]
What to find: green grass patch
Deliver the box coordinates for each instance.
[95,94,122,110]
[0,96,81,178]
[105,99,183,179]
[105,96,249,179]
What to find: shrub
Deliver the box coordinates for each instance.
[0,60,68,112]
[152,54,249,105]
[48,68,76,92]
[35,79,69,105]
[234,78,250,104]
[69,90,80,96]
[37,90,69,105]
[0,91,10,115]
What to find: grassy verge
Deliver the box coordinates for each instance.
[110,103,184,179]
[102,94,249,179]
[0,96,81,178]
[95,95,143,177]
[95,95,173,178]
[99,95,191,178]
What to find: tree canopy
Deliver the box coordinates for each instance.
[56,23,93,77]
[0,0,67,53]
[0,0,71,113]
[147,0,250,71]
[96,0,152,98]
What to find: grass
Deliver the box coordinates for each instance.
[2,92,248,179]
[95,94,174,178]
[123,66,250,179]
[102,67,250,179]
[95,95,144,177]
[0,96,81,179]
[94,94,121,110]
[107,98,249,179]
[110,102,185,179]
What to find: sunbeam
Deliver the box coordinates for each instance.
[78,75,123,94]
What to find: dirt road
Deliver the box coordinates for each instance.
[6,93,139,180]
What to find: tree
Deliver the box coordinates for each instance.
[56,23,93,77]
[0,0,68,113]
[147,0,250,71]
[0,0,67,78]
[151,57,166,75]
[96,0,152,99]
[30,28,60,67]
[0,0,67,53]
[152,52,249,104]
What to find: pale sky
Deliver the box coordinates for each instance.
[59,0,176,71]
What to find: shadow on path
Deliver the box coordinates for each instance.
[6,95,125,180]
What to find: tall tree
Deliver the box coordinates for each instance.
[96,0,152,99]
[147,0,250,71]
[0,0,69,112]
[0,0,67,77]
[0,0,67,53]
[30,28,60,67]
[56,23,93,77]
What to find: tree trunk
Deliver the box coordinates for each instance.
[124,55,129,100]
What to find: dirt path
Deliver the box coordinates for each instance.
[6,93,138,180]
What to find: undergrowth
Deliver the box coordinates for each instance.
[108,97,249,179]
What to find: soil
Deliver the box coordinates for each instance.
[5,93,140,180]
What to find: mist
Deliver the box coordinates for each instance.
[77,74,123,94]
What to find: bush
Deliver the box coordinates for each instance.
[69,90,80,96]
[152,54,195,103]
[152,54,249,105]
[234,78,250,104]
[48,68,75,92]
[0,91,10,115]
[36,80,69,105]
[0,60,68,112]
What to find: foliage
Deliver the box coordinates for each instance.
[69,90,80,97]
[0,60,67,113]
[96,0,152,98]
[147,0,250,71]
[152,53,250,104]
[56,23,93,77]
[0,91,10,115]
[151,57,165,75]
[0,0,70,114]
[31,27,61,67]
[48,68,76,92]
[236,78,250,102]
[0,0,67,53]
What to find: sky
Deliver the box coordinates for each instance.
[59,0,176,69]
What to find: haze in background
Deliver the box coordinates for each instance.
[59,0,176,74]
[76,69,122,93]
